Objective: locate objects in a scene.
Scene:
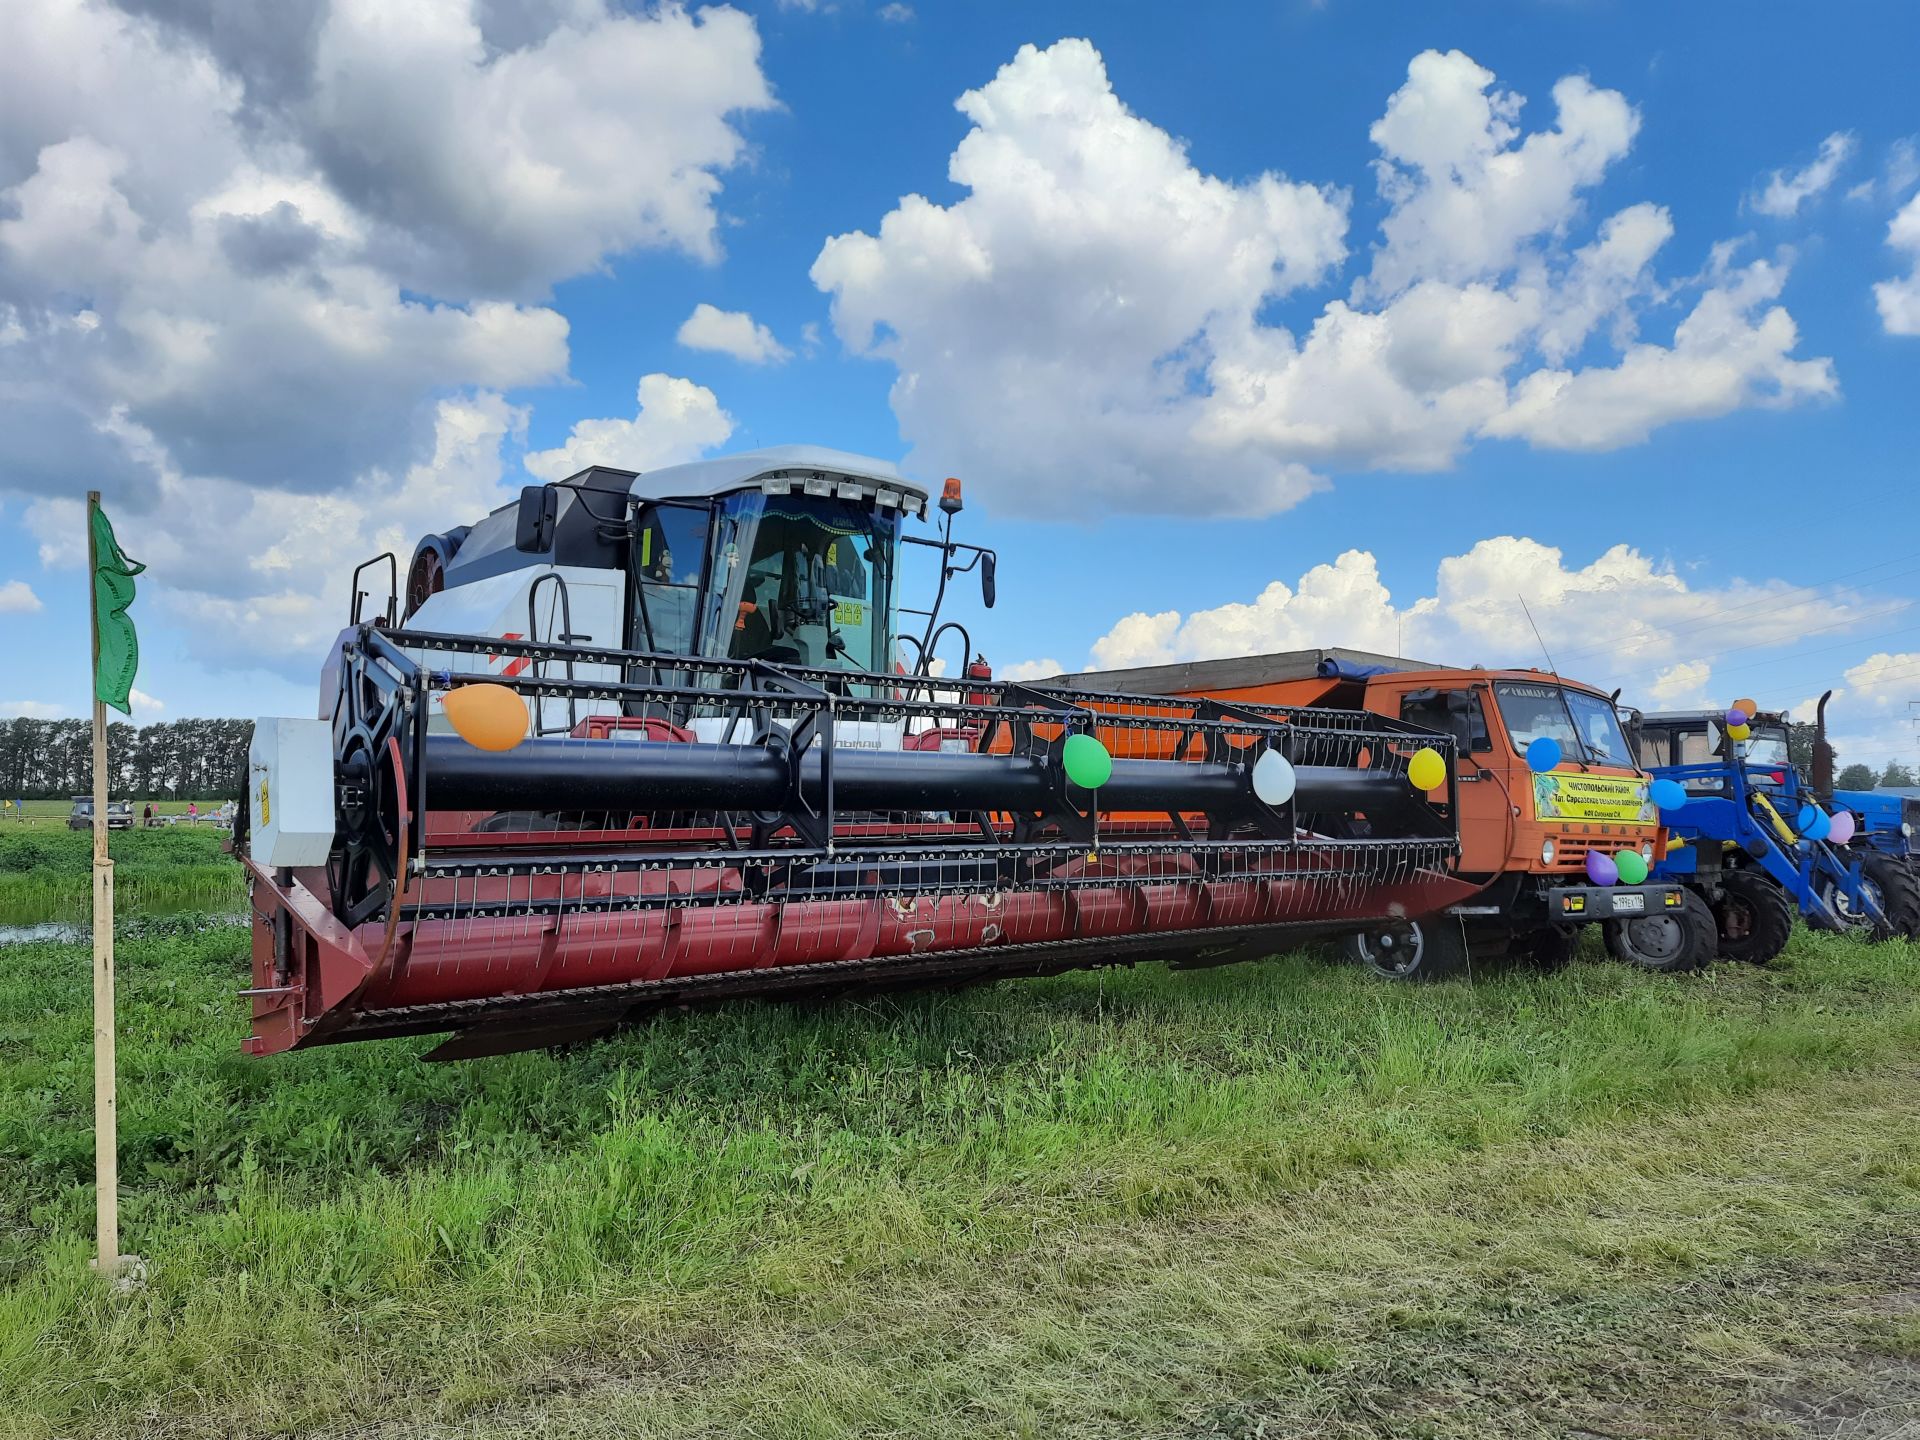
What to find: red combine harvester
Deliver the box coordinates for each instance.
[238,449,1467,1059]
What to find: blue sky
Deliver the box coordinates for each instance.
[2,0,1918,773]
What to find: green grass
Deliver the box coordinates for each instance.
[0,913,1917,1438]
[0,825,241,923]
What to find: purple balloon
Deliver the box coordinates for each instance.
[1585,850,1619,886]
[1723,707,1747,728]
[1828,810,1856,846]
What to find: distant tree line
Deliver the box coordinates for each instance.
[0,717,253,800]
[1837,760,1918,790]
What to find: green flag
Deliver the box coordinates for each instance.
[90,499,144,716]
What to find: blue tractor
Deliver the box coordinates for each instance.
[1626,707,1914,962]
[1809,690,1920,934]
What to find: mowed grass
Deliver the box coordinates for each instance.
[0,911,1917,1438]
[0,824,241,923]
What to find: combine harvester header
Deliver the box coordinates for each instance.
[239,449,1467,1059]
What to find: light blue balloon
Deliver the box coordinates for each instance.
[1526,736,1562,773]
[1650,778,1687,812]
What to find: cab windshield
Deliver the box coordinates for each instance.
[1495,681,1635,766]
[1743,726,1793,771]
[701,492,901,672]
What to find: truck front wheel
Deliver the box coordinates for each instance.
[1713,871,1795,965]
[1604,889,1714,973]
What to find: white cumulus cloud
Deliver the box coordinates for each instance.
[676,303,792,364]
[525,373,734,482]
[1076,535,1883,708]
[813,42,1837,521]
[0,0,773,678]
[1842,651,1920,706]
[1749,131,1856,218]
[0,580,43,613]
[1647,660,1713,708]
[1874,191,1920,335]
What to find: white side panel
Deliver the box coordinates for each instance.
[407,565,626,736]
[250,717,335,868]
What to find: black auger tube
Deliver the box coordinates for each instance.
[421,734,1414,818]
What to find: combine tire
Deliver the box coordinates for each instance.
[1713,871,1795,965]
[1865,855,1920,940]
[1604,888,1714,973]
[1342,915,1470,981]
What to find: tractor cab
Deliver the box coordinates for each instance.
[1631,709,1795,797]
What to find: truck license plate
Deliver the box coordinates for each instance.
[1613,894,1645,913]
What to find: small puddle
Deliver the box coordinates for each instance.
[0,920,89,945]
[0,913,248,947]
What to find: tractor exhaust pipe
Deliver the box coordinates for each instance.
[1812,689,1835,803]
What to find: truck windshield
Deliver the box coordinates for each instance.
[702,492,901,672]
[1495,681,1635,766]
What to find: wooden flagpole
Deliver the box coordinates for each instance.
[87,489,122,1279]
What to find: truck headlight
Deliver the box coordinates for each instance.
[1541,838,1556,865]
[1641,841,1654,862]
[1905,822,1914,838]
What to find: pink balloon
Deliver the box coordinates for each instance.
[1827,810,1856,846]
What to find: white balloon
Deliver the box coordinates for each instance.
[1252,749,1297,806]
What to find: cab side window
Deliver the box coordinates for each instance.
[1399,689,1491,752]
[632,504,709,653]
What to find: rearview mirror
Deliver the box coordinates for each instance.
[515,485,558,553]
[980,551,997,609]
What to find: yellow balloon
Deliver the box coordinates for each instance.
[1732,697,1757,719]
[1726,721,1752,742]
[443,683,530,752]
[1406,746,1447,792]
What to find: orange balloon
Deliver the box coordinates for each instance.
[443,683,530,752]
[1732,697,1758,719]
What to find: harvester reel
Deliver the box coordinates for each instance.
[328,647,411,926]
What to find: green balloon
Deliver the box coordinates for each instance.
[1062,733,1113,790]
[1614,849,1649,885]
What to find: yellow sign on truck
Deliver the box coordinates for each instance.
[1531,772,1656,824]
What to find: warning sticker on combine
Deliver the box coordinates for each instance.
[1532,772,1656,823]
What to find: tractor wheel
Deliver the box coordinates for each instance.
[1604,888,1715,973]
[1713,870,1795,965]
[1819,860,1910,942]
[1510,925,1577,972]
[1341,914,1471,981]
[1865,855,1920,940]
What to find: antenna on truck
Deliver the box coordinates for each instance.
[1518,595,1560,676]
[1519,594,1589,768]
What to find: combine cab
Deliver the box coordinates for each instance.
[239,450,1465,1058]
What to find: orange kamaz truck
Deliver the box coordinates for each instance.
[1057,648,1716,978]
